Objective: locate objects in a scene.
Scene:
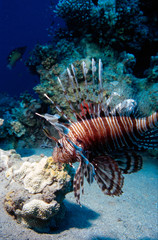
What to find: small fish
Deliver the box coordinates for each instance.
[7,46,27,69]
[92,0,98,6]
[37,59,158,205]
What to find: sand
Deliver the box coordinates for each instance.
[0,149,157,240]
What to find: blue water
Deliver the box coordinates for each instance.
[0,0,58,96]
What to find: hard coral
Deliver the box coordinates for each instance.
[26,44,58,74]
[9,120,26,138]
[54,0,148,51]
[0,92,44,148]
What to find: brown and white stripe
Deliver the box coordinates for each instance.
[67,113,158,155]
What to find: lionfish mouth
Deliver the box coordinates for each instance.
[36,59,158,205]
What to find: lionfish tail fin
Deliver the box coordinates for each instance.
[92,155,124,196]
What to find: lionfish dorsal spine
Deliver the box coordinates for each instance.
[57,76,80,120]
[82,61,88,94]
[43,93,72,123]
[70,63,89,117]
[98,59,103,102]
[67,67,80,109]
[71,64,83,103]
[91,58,97,104]
[82,60,94,117]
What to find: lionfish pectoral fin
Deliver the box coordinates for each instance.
[83,159,95,185]
[73,161,84,206]
[114,151,143,174]
[73,157,95,205]
[92,155,124,196]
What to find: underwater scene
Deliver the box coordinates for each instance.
[0,0,158,239]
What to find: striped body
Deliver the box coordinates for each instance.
[53,113,158,164]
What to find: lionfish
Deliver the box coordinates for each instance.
[37,59,158,205]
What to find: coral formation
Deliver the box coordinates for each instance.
[26,44,58,74]
[53,0,148,51]
[0,93,18,116]
[0,92,46,148]
[2,149,74,232]
[31,46,157,119]
[9,120,26,137]
[12,93,41,127]
[145,54,158,83]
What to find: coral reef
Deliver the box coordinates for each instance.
[0,93,18,116]
[0,92,47,148]
[31,46,157,119]
[9,120,26,137]
[26,44,58,74]
[12,93,41,127]
[145,53,158,83]
[53,0,148,52]
[1,149,74,232]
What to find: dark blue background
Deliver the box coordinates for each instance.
[0,0,58,97]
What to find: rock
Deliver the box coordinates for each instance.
[2,149,74,232]
[15,199,61,232]
[0,149,21,171]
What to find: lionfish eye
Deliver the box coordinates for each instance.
[57,141,63,148]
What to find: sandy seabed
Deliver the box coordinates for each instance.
[0,149,157,240]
